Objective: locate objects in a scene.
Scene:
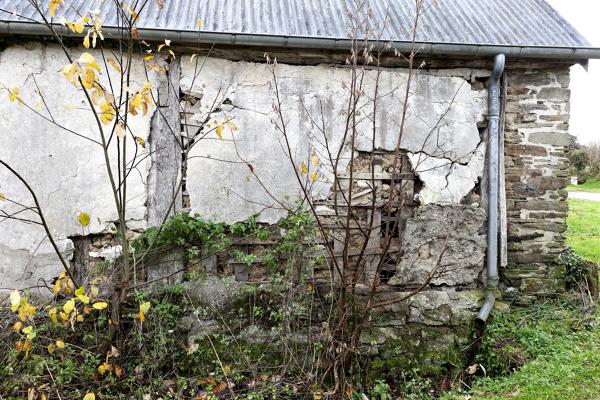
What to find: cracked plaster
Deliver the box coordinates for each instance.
[0,43,156,290]
[180,57,485,224]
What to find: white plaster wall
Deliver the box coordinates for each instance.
[0,43,156,290]
[181,58,486,223]
[0,47,489,291]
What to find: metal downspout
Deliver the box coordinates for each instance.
[476,54,505,325]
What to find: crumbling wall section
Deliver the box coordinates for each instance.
[174,58,493,362]
[503,65,573,302]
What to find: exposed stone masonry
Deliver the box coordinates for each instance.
[503,65,573,303]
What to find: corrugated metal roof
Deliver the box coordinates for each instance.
[0,0,593,49]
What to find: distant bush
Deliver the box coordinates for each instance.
[569,142,600,182]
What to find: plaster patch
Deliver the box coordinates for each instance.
[409,142,486,205]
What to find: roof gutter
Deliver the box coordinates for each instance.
[1,20,600,60]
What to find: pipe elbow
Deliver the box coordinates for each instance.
[487,274,500,289]
[491,54,506,82]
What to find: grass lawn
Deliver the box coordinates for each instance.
[567,198,600,264]
[567,178,600,193]
[442,300,600,400]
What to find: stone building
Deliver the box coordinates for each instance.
[0,0,599,357]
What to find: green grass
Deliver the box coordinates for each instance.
[440,197,600,400]
[567,179,600,193]
[567,198,600,264]
[442,299,600,400]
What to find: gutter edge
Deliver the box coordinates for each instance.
[1,21,600,60]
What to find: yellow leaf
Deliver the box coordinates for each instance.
[190,54,197,64]
[164,39,171,46]
[64,279,73,295]
[74,18,85,34]
[56,340,65,349]
[77,52,96,66]
[144,55,154,61]
[76,314,84,322]
[47,343,56,354]
[83,393,96,400]
[157,44,166,52]
[309,171,318,182]
[139,301,151,314]
[311,153,319,166]
[22,325,33,334]
[23,339,32,355]
[97,362,111,375]
[13,322,23,333]
[78,212,91,227]
[60,312,69,321]
[300,161,308,175]
[80,67,97,89]
[63,299,75,314]
[10,289,20,312]
[129,93,142,115]
[0,192,4,201]
[27,331,36,340]
[138,311,145,322]
[49,307,58,323]
[135,136,146,148]
[63,63,79,84]
[75,286,85,296]
[8,87,18,101]
[77,294,90,304]
[92,301,108,310]
[49,0,63,17]
[90,286,100,298]
[227,122,238,132]
[83,31,90,48]
[18,302,36,322]
[197,19,203,29]
[168,49,175,59]
[8,87,22,106]
[215,124,224,139]
[52,279,61,294]
[107,58,121,73]
[99,102,114,125]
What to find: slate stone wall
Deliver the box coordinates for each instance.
[503,65,573,303]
